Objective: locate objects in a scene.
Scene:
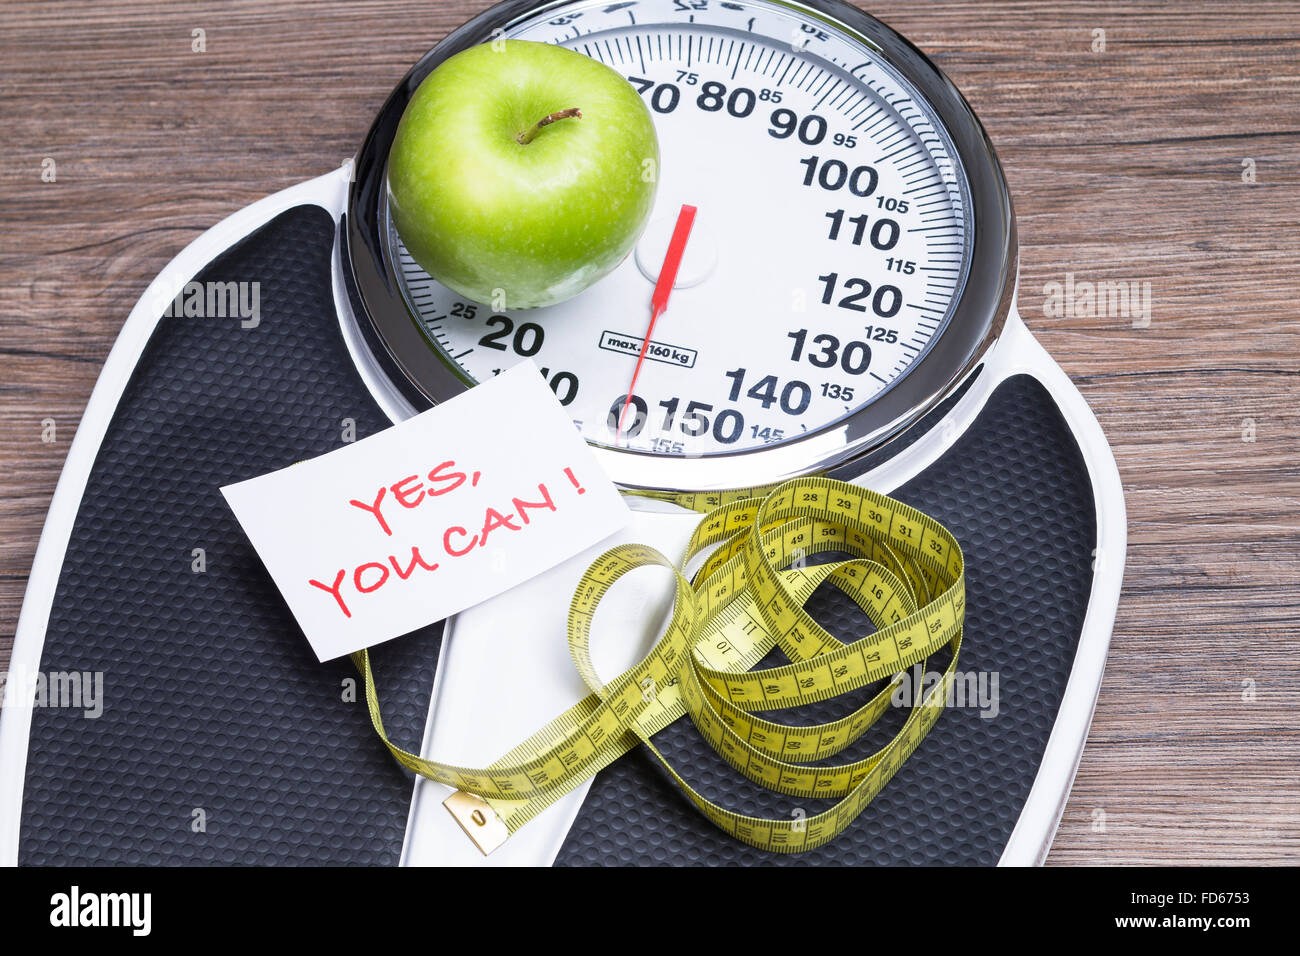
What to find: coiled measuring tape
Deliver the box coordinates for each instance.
[352,475,964,854]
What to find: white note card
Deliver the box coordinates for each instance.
[221,361,630,661]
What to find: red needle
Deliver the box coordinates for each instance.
[617,204,698,442]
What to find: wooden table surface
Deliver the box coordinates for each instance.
[2,1,1297,865]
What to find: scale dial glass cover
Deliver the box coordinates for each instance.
[382,0,974,461]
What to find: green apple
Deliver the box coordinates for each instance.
[387,40,659,310]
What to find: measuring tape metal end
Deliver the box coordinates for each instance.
[443,790,510,855]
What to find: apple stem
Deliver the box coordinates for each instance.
[516,108,582,145]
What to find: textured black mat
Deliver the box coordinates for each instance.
[19,205,442,865]
[18,202,1095,866]
[555,373,1097,865]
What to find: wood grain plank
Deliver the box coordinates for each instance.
[2,0,1297,865]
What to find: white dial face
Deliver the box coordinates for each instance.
[388,0,971,457]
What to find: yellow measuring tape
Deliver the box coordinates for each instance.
[351,475,964,854]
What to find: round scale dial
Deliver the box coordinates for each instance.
[384,0,973,459]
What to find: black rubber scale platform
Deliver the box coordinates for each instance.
[18,205,1096,866]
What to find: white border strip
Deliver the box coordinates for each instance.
[0,166,352,866]
[983,314,1127,865]
[329,172,421,426]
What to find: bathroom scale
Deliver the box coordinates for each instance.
[0,0,1126,866]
